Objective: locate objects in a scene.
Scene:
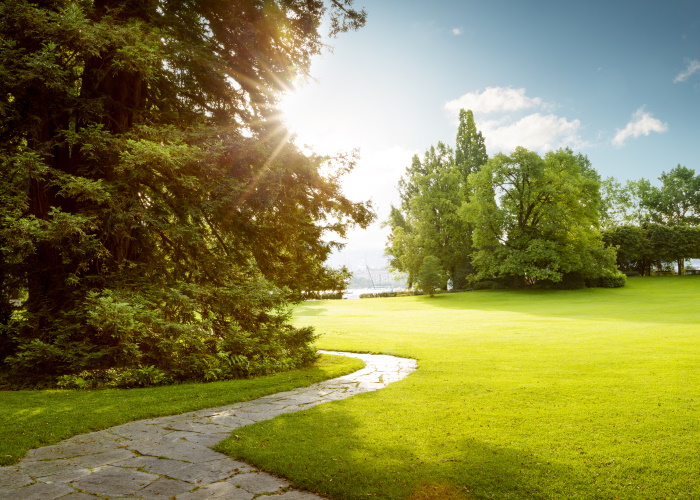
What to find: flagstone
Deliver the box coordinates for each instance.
[0,467,32,489]
[136,477,193,498]
[176,481,254,500]
[70,466,158,496]
[0,481,74,500]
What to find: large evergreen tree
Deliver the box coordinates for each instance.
[0,0,371,386]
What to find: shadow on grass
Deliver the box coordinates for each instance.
[216,403,586,500]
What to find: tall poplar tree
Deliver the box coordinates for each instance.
[454,109,488,185]
[385,109,487,289]
[0,0,371,385]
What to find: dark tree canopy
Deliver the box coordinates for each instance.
[603,224,700,276]
[601,166,700,275]
[0,0,372,386]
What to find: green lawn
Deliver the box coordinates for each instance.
[0,354,364,467]
[217,277,700,500]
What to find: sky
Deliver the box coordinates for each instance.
[279,0,700,268]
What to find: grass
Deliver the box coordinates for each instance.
[216,277,700,499]
[0,353,364,467]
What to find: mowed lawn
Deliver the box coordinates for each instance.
[217,277,700,500]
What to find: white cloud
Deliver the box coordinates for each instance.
[674,60,700,83]
[445,87,543,115]
[612,107,668,146]
[444,87,584,153]
[482,113,584,153]
[451,28,462,35]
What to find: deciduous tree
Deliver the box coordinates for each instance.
[642,165,700,273]
[467,147,620,287]
[643,165,700,226]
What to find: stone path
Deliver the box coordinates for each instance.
[0,351,416,499]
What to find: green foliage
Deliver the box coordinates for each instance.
[467,147,620,287]
[304,291,345,300]
[0,0,370,386]
[471,279,507,290]
[601,167,700,275]
[602,224,651,274]
[55,365,170,389]
[416,255,445,297]
[539,271,588,290]
[586,272,627,288]
[600,177,654,228]
[603,223,700,276]
[359,290,418,298]
[454,110,488,184]
[387,114,625,291]
[643,165,700,225]
[385,109,487,289]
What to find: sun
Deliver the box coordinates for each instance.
[277,85,356,156]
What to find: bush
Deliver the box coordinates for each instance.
[113,366,170,388]
[56,374,90,390]
[471,280,505,290]
[540,272,587,290]
[417,256,445,297]
[594,274,627,288]
[586,272,627,288]
[2,287,319,389]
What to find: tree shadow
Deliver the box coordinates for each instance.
[216,400,590,500]
[406,276,700,325]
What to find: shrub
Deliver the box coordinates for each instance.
[539,272,587,290]
[56,374,90,390]
[112,366,170,388]
[417,256,445,297]
[2,286,319,389]
[471,280,504,290]
[588,273,627,288]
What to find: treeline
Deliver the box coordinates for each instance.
[600,168,700,275]
[386,111,700,292]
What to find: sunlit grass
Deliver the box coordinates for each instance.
[0,354,364,467]
[217,277,700,499]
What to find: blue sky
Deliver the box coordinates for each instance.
[280,0,700,267]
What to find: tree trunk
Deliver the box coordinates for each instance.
[25,79,64,316]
